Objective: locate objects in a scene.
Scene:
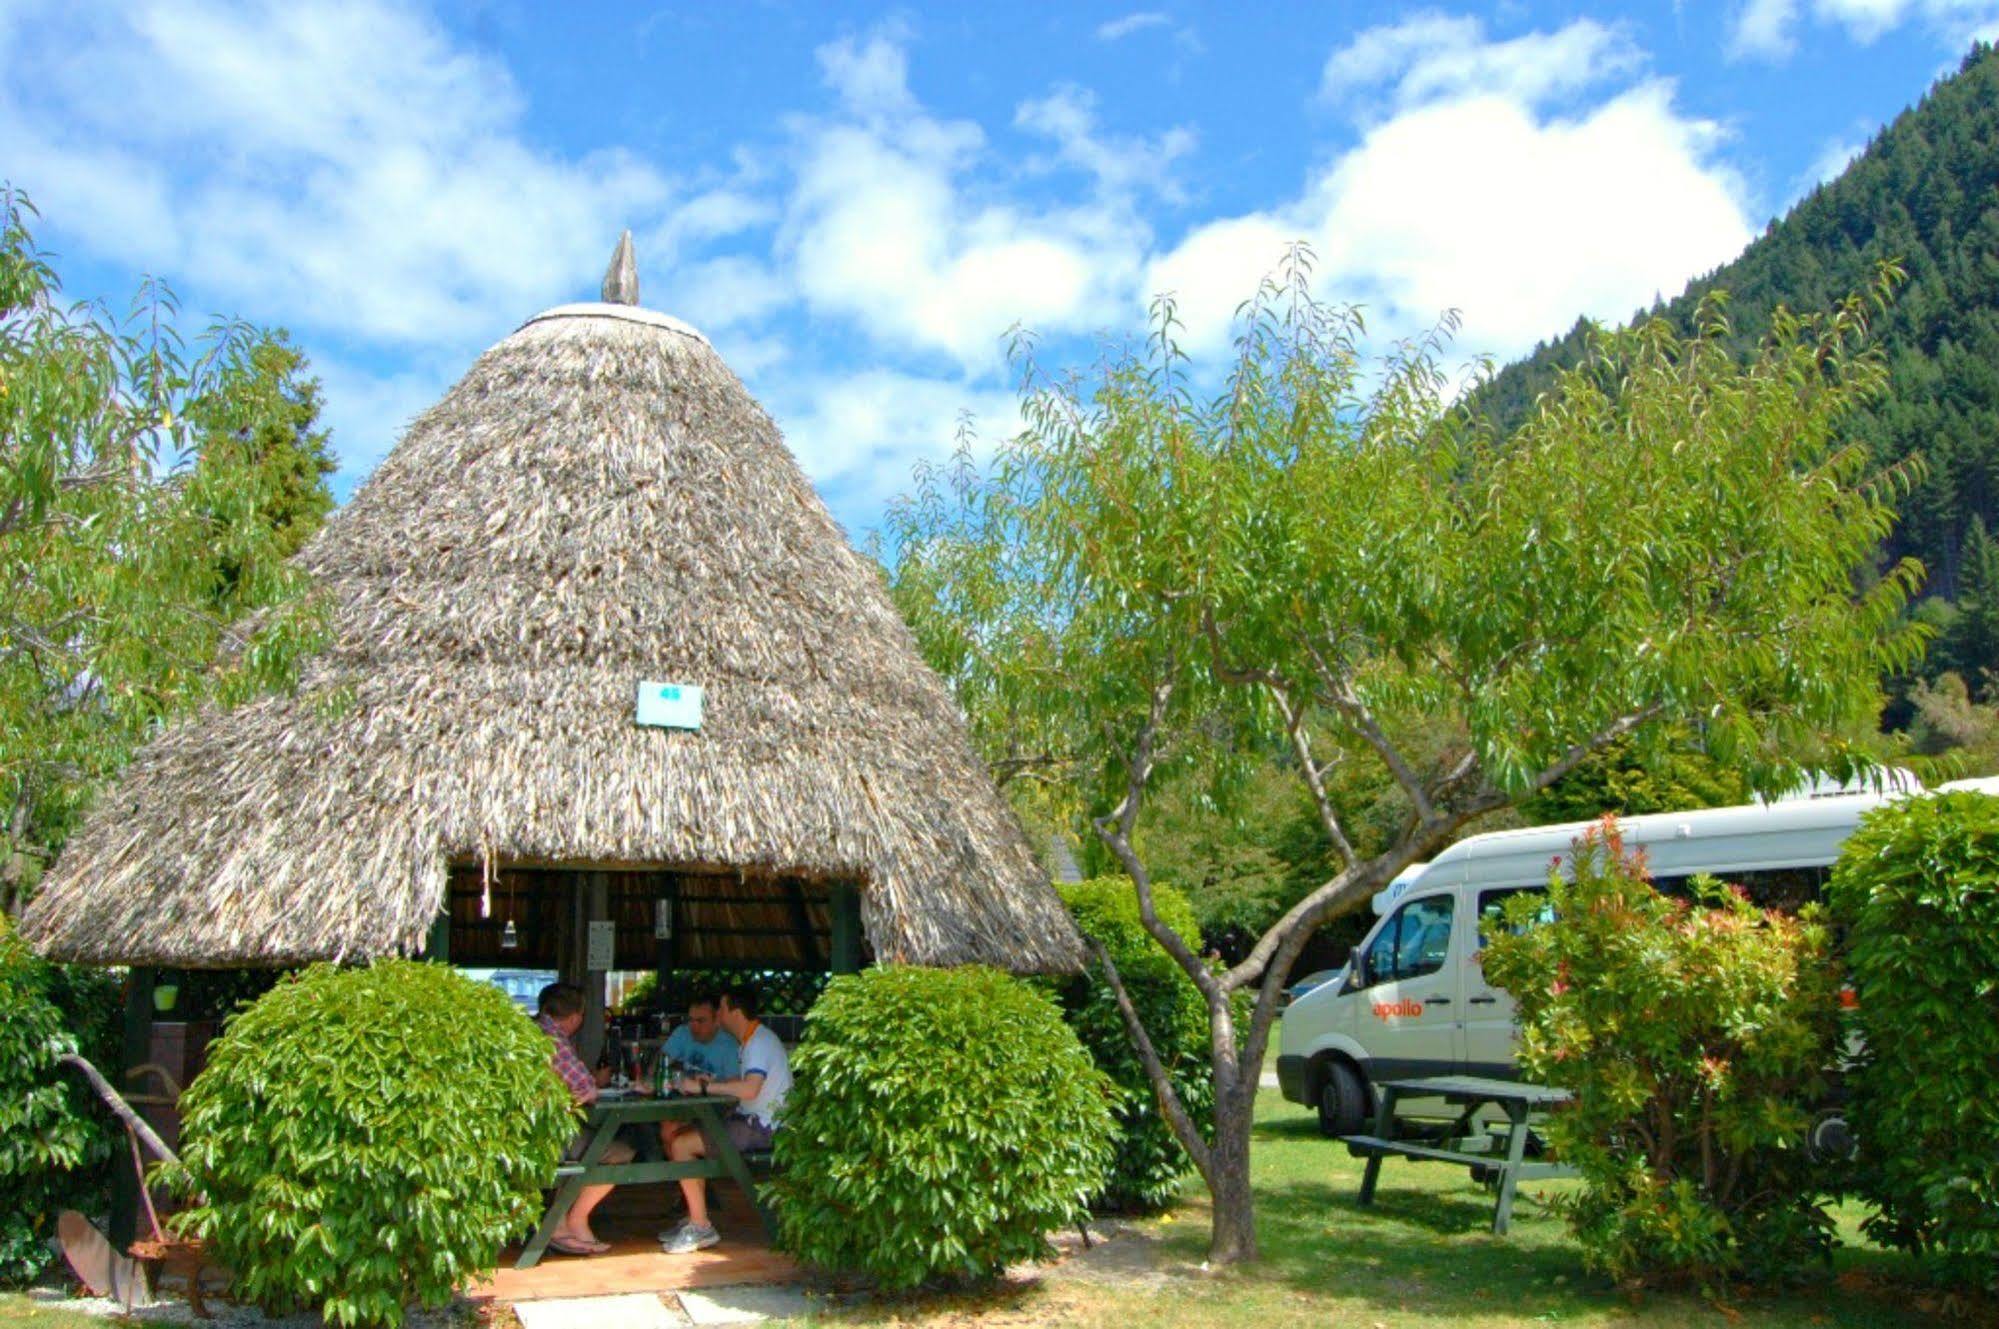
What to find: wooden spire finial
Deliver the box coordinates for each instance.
[601,230,639,305]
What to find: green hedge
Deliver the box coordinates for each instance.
[165,961,576,1327]
[772,966,1115,1290]
[1827,790,1999,1296]
[1055,877,1213,1212]
[0,920,116,1286]
[1482,823,1842,1288]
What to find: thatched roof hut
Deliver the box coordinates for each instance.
[21,240,1081,976]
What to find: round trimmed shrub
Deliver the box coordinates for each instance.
[771,965,1115,1290]
[166,960,576,1327]
[1056,877,1213,1212]
[0,920,115,1286]
[1827,790,1999,1296]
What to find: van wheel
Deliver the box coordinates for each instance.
[1316,1061,1369,1138]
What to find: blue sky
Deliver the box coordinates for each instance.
[4,0,1995,537]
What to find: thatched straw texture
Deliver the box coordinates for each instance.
[22,302,1081,973]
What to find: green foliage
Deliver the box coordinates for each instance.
[772,966,1115,1290]
[1940,517,1999,689]
[1521,730,1751,824]
[1903,670,1999,774]
[186,329,337,586]
[1478,44,1999,627]
[1826,791,1999,1295]
[0,919,114,1286]
[1056,878,1213,1211]
[0,188,330,914]
[165,961,575,1327]
[1121,762,1329,948]
[618,968,826,1018]
[1482,824,1843,1288]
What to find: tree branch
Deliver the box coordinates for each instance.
[1092,664,1225,1004]
[1455,702,1669,820]
[1087,937,1215,1185]
[1305,642,1435,824]
[1268,683,1355,867]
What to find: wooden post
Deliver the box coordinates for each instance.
[109,967,155,1247]
[580,871,610,1064]
[830,883,862,975]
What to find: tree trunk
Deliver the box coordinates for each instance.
[1206,1087,1258,1263]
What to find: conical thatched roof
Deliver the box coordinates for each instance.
[21,285,1081,973]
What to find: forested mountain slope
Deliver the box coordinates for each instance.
[1477,44,1999,600]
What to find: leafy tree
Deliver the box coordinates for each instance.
[884,256,1921,1263]
[0,190,326,913]
[186,329,337,588]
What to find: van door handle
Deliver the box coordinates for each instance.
[1467,995,1499,1005]
[1424,995,1451,1006]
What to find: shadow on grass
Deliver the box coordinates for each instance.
[1248,1175,1585,1319]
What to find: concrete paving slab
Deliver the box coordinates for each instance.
[674,1285,818,1325]
[515,1293,690,1329]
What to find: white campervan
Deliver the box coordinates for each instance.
[1275,780,1929,1137]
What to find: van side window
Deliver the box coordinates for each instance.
[1477,887,1550,947]
[1654,866,1829,914]
[1361,895,1455,987]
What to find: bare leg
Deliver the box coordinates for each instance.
[669,1128,711,1227]
[561,1183,615,1244]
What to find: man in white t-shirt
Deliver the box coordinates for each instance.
[660,985,791,1254]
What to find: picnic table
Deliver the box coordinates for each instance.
[1342,1074,1576,1235]
[516,1091,773,1269]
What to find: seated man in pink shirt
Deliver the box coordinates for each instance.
[537,983,632,1256]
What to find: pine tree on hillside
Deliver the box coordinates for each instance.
[1944,515,1999,691]
[1477,43,1999,600]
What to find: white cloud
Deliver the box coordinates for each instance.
[2,0,677,346]
[776,28,1177,369]
[816,25,920,120]
[1157,20,1752,365]
[1014,86,1196,201]
[1097,12,1172,42]
[1321,13,1642,111]
[768,369,1023,510]
[1729,0,1800,59]
[1729,0,1999,60]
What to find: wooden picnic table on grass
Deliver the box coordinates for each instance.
[517,1092,773,1270]
[1342,1074,1577,1235]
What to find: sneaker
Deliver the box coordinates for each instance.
[661,1221,720,1254]
[656,1219,691,1244]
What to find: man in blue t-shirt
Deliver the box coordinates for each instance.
[664,995,740,1078]
[657,995,739,1152]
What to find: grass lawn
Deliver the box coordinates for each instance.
[0,1296,120,1329]
[794,1090,1948,1327]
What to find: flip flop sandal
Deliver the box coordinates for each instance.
[549,1235,610,1256]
